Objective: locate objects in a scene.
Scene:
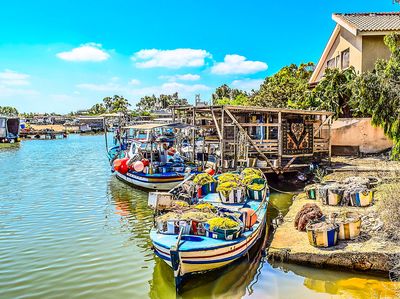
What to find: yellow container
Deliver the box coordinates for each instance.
[337,213,361,240]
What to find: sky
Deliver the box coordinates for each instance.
[0,0,399,114]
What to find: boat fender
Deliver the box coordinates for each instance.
[240,208,257,229]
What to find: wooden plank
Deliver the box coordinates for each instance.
[224,108,278,173]
[283,157,297,172]
[277,111,282,169]
[313,115,331,137]
[224,123,279,127]
[210,107,222,140]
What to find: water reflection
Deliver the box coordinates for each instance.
[107,177,154,251]
[271,262,400,298]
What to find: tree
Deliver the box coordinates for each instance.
[136,92,188,111]
[310,67,357,118]
[251,62,314,108]
[212,84,247,105]
[0,106,19,116]
[88,103,106,115]
[102,95,131,115]
[351,33,400,159]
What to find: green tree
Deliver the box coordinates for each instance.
[251,62,314,108]
[88,103,107,115]
[351,33,400,159]
[310,67,357,118]
[212,84,247,105]
[102,95,131,114]
[136,92,188,111]
[0,106,19,116]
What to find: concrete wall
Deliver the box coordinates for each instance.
[331,118,393,154]
[314,26,362,81]
[362,35,391,72]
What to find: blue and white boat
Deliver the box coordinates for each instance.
[107,122,201,191]
[148,170,269,292]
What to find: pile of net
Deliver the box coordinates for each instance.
[294,203,323,231]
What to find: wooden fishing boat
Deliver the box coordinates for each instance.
[148,169,270,292]
[107,122,203,191]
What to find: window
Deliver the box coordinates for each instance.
[341,48,350,69]
[335,55,340,68]
[326,58,335,69]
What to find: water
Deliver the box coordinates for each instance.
[0,135,398,298]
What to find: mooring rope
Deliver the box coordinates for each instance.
[268,184,302,195]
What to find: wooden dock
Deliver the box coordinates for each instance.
[172,105,333,174]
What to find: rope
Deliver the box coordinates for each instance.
[268,184,301,195]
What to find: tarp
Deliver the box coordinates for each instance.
[123,122,195,130]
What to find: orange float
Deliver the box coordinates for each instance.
[205,168,215,176]
[113,159,122,172]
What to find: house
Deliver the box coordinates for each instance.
[309,12,400,84]
[77,116,104,132]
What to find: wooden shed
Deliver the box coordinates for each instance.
[172,105,333,174]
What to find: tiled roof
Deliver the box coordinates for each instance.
[333,12,400,32]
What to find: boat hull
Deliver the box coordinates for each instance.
[151,202,267,276]
[115,171,184,191]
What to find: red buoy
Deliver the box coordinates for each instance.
[118,158,130,174]
[141,159,150,167]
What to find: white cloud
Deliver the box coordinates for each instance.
[211,54,268,75]
[133,48,211,68]
[159,73,200,82]
[56,43,110,62]
[0,69,30,86]
[231,78,264,91]
[129,79,141,85]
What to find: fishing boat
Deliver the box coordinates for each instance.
[0,115,20,143]
[148,168,270,292]
[107,122,205,191]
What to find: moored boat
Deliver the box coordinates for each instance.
[108,122,205,191]
[148,168,270,292]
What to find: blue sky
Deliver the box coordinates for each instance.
[0,0,398,113]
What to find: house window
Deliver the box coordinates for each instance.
[341,48,350,69]
[326,58,335,69]
[335,55,340,68]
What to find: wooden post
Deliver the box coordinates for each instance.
[192,107,196,163]
[220,107,225,170]
[328,115,332,165]
[277,112,282,172]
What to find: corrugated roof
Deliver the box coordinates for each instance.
[334,12,400,32]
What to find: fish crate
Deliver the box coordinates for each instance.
[203,224,242,241]
[218,187,245,204]
[246,178,268,200]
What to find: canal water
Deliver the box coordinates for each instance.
[0,134,398,298]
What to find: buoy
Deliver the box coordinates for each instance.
[240,208,258,228]
[113,159,122,172]
[133,161,144,172]
[167,147,176,156]
[141,159,150,167]
[119,158,130,174]
[205,168,215,176]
